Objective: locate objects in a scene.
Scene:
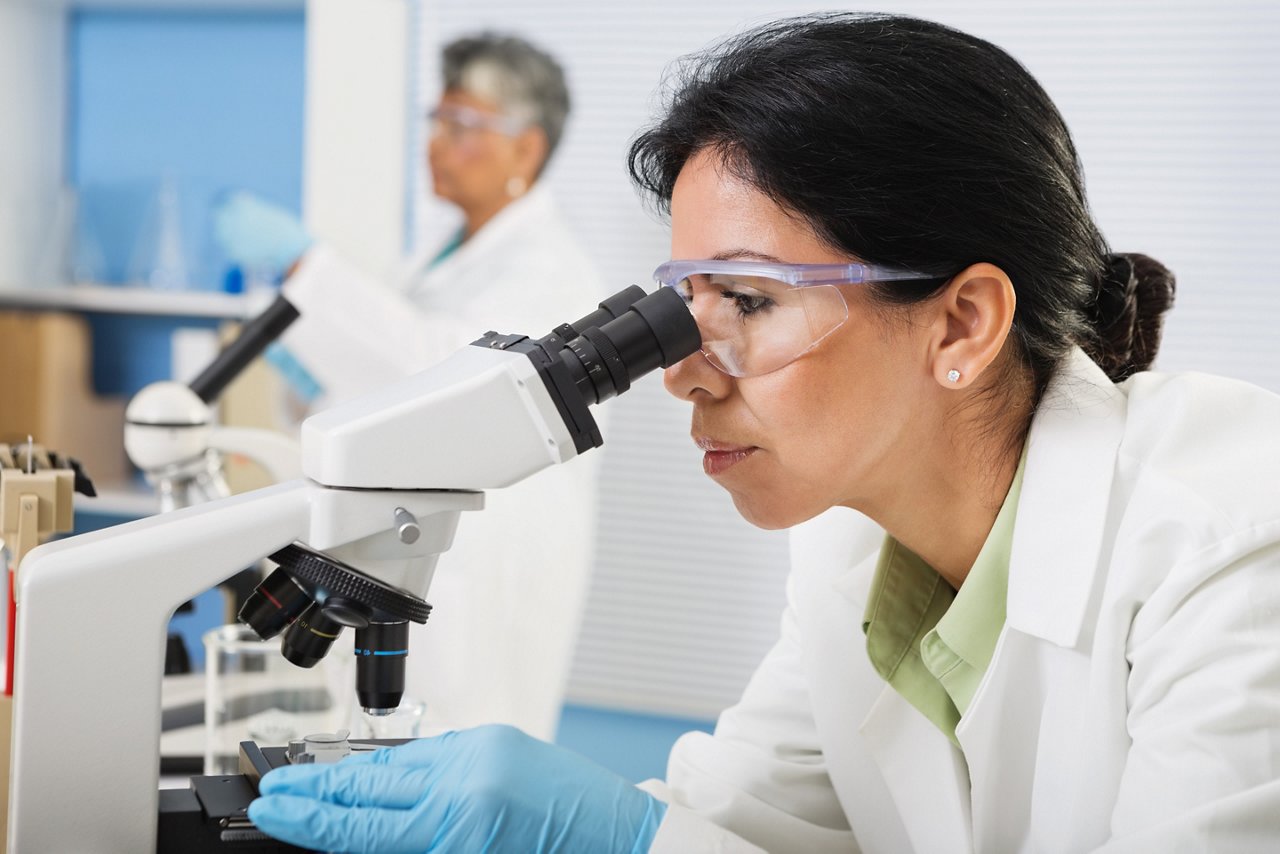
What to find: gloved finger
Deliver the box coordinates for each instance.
[361,730,461,767]
[250,795,434,854]
[211,193,253,243]
[258,762,433,809]
[336,746,389,765]
[213,191,254,221]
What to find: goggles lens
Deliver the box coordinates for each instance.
[661,269,848,377]
[427,104,523,139]
[655,259,944,377]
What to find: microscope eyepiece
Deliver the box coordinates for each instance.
[553,285,701,405]
[563,285,648,338]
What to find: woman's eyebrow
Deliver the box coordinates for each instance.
[709,249,787,263]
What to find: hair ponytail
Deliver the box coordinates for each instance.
[1084,253,1177,382]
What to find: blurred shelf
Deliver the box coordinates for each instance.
[0,284,271,320]
[75,478,158,519]
[68,0,304,9]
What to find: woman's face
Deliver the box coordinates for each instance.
[663,150,939,529]
[427,89,524,214]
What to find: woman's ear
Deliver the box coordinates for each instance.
[513,126,550,185]
[927,262,1016,389]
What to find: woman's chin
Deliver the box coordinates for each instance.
[730,493,815,531]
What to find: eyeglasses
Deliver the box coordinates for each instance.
[654,259,944,377]
[427,104,525,141]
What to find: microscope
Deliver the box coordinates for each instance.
[124,294,304,514]
[6,284,699,852]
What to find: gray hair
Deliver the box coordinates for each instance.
[442,33,571,164]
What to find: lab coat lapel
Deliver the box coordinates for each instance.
[859,686,973,854]
[419,184,555,289]
[825,530,973,854]
[1004,348,1126,648]
[957,348,1126,849]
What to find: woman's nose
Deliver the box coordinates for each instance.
[663,350,732,401]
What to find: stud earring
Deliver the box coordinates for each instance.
[946,369,961,383]
[505,176,528,198]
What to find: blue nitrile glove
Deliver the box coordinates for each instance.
[248,724,667,854]
[212,192,312,273]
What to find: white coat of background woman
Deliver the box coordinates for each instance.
[215,33,603,742]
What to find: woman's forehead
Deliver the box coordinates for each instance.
[437,88,504,116]
[670,151,837,263]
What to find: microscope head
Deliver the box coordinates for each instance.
[299,284,699,489]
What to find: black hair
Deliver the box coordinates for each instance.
[629,13,1176,401]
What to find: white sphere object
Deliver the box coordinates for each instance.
[124,382,213,470]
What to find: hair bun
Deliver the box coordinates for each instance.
[1087,252,1176,382]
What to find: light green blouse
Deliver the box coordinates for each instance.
[861,448,1027,745]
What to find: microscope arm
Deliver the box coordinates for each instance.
[9,481,311,852]
[8,480,480,852]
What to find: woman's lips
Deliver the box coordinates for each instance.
[695,437,758,476]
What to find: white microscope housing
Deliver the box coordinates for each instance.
[6,285,698,852]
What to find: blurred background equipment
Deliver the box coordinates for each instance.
[0,439,96,844]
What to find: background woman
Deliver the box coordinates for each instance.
[216,32,602,743]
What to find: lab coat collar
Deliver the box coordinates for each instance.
[832,349,1123,852]
[831,347,1124,651]
[1006,347,1126,648]
[403,183,560,286]
[424,183,558,277]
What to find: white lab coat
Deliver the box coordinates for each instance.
[643,347,1280,853]
[275,184,605,741]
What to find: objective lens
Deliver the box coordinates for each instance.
[555,286,701,405]
[281,604,344,668]
[355,621,410,714]
[238,568,312,640]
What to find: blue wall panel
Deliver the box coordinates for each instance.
[70,10,305,398]
[555,704,715,783]
[71,10,306,292]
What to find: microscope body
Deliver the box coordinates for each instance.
[7,286,699,851]
[8,345,576,852]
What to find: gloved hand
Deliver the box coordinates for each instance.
[212,192,312,274]
[248,724,667,854]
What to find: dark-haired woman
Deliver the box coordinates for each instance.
[247,14,1280,854]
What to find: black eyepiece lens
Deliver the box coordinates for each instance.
[558,286,701,404]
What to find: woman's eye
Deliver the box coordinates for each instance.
[721,290,773,317]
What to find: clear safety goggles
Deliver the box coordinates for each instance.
[654,259,943,377]
[427,104,525,140]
